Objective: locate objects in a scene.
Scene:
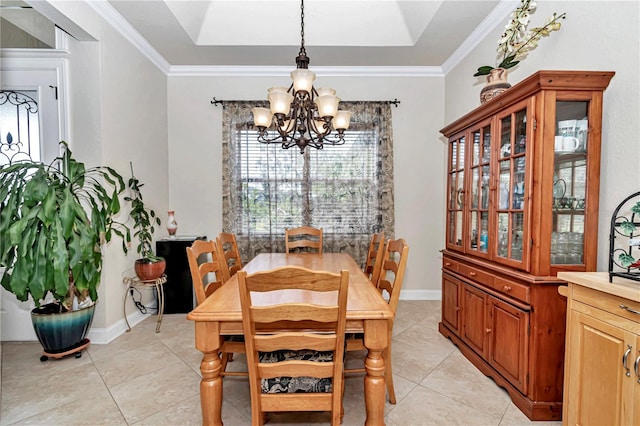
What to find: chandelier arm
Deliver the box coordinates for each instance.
[307,128,346,147]
[257,130,291,144]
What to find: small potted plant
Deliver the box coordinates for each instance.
[0,142,130,357]
[125,162,166,281]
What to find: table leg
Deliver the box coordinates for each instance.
[363,319,388,426]
[195,321,224,426]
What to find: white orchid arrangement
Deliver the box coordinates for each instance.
[474,0,566,76]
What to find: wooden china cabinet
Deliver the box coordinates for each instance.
[438,71,614,421]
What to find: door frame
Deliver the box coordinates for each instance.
[1,31,70,341]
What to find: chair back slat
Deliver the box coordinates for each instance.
[255,333,337,352]
[285,226,323,254]
[216,232,243,281]
[364,232,385,285]
[377,238,409,316]
[186,239,226,306]
[252,304,340,323]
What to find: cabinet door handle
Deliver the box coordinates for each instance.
[623,345,632,377]
[503,285,512,292]
[486,328,492,334]
[635,353,640,384]
[445,262,452,266]
[619,304,640,315]
[469,272,477,277]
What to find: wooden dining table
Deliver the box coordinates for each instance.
[187,252,394,426]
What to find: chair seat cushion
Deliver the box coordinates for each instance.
[259,349,333,393]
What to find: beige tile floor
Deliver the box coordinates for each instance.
[1,300,562,425]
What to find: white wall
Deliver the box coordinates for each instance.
[46,1,169,336]
[445,0,640,271]
[167,74,445,298]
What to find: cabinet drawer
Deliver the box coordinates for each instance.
[457,263,494,288]
[442,258,459,272]
[493,277,530,304]
[573,285,640,325]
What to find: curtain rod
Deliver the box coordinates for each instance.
[210,97,400,107]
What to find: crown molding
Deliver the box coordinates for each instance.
[168,65,444,78]
[1,48,68,60]
[86,0,171,74]
[441,0,518,75]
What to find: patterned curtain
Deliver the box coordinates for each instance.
[222,100,395,267]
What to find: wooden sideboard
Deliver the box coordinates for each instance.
[558,272,640,426]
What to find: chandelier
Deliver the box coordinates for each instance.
[251,0,351,154]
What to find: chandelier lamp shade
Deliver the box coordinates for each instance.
[252,0,351,153]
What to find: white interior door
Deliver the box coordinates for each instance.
[1,67,61,341]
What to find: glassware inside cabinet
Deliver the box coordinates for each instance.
[468,125,491,254]
[551,101,588,265]
[495,106,528,263]
[498,161,511,210]
[511,212,524,261]
[447,136,465,248]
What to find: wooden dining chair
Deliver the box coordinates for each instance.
[186,239,247,377]
[345,237,409,404]
[285,226,323,253]
[238,266,349,426]
[216,232,243,281]
[363,231,385,286]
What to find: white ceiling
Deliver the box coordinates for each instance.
[7,0,511,69]
[103,0,505,68]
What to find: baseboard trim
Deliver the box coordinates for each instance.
[87,311,146,344]
[399,289,441,300]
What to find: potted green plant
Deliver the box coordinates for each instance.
[0,142,130,358]
[125,162,166,281]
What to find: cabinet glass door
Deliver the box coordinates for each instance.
[467,122,491,256]
[551,101,588,265]
[446,134,465,251]
[495,102,530,269]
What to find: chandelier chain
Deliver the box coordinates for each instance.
[299,0,306,55]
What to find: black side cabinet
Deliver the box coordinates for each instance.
[156,236,205,314]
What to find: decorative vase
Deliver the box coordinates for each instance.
[167,210,178,237]
[480,67,512,104]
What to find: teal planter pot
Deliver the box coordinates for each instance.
[31,302,95,358]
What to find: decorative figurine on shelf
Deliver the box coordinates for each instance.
[167,210,178,238]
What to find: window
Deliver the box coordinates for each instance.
[222,101,395,266]
[0,64,64,166]
[0,90,41,164]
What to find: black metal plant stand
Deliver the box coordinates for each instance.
[608,191,640,282]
